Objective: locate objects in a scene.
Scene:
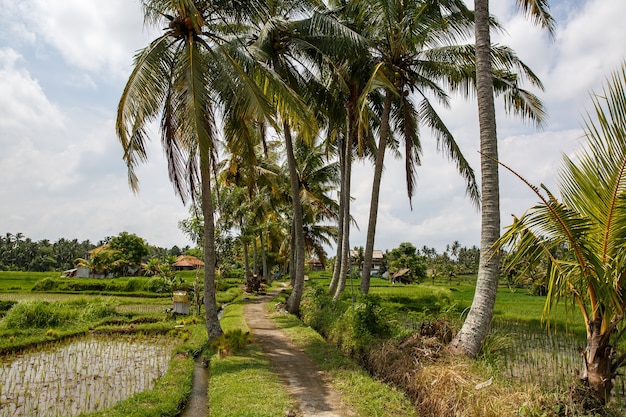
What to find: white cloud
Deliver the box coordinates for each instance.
[20,0,157,80]
[0,48,65,133]
[1,0,624,254]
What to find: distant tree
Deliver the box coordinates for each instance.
[75,246,123,277]
[457,245,480,274]
[386,242,427,283]
[109,232,149,275]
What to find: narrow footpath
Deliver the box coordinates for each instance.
[243,291,355,417]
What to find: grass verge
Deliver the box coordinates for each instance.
[269,290,418,417]
[209,298,295,417]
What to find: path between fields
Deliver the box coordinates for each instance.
[243,290,356,417]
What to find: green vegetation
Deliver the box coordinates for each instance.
[270,291,419,416]
[209,299,295,416]
[0,279,209,417]
[0,271,57,291]
[31,276,179,296]
[80,324,206,417]
[299,271,626,415]
[1,266,623,416]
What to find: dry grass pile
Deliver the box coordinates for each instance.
[362,321,553,417]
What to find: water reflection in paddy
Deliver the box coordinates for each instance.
[0,335,175,417]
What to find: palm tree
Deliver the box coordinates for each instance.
[449,0,555,357]
[360,0,479,293]
[321,1,385,300]
[248,4,363,311]
[496,63,626,403]
[294,138,340,267]
[116,0,278,340]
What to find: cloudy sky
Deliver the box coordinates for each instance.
[0,1,624,253]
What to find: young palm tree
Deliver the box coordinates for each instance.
[449,0,555,357]
[497,63,626,403]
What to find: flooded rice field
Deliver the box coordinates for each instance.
[0,335,175,417]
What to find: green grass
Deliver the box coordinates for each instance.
[209,299,295,417]
[0,271,57,291]
[309,271,587,336]
[270,291,418,417]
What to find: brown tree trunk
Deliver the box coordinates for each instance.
[361,91,392,294]
[284,122,306,313]
[449,0,500,357]
[581,318,616,403]
[200,155,223,340]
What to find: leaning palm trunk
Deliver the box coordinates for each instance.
[200,157,223,340]
[449,0,500,357]
[284,122,306,313]
[361,92,392,294]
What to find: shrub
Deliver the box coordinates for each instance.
[31,277,58,291]
[2,301,78,329]
[123,277,145,292]
[210,329,252,357]
[0,300,16,317]
[351,295,392,340]
[82,303,117,320]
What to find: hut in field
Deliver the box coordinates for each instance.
[391,268,413,284]
[172,255,204,271]
[307,258,324,271]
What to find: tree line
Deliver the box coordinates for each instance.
[0,232,187,273]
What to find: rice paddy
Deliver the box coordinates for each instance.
[0,335,175,417]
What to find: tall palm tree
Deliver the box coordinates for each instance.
[116,0,277,339]
[496,63,626,403]
[449,0,555,357]
[249,4,364,311]
[360,0,479,293]
[320,0,386,300]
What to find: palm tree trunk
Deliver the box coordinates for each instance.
[361,91,392,294]
[260,231,268,282]
[334,126,353,301]
[582,318,616,403]
[449,0,500,357]
[284,122,306,314]
[253,238,259,275]
[329,138,345,295]
[242,237,250,283]
[200,155,223,340]
[289,219,296,288]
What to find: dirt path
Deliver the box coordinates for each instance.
[243,291,355,417]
